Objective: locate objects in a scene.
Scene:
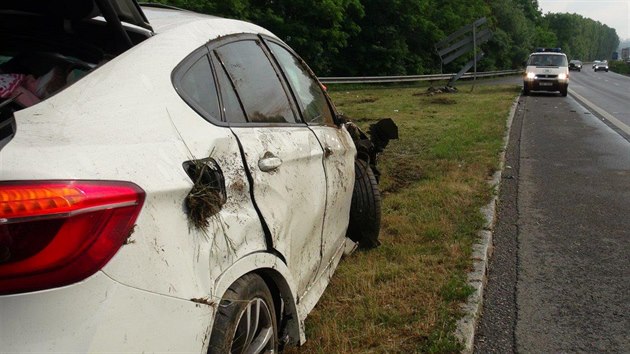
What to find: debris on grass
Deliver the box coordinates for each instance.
[423,86,459,96]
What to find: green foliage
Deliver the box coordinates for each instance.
[150,0,363,75]
[485,0,538,68]
[610,61,630,75]
[544,13,619,61]
[146,1,621,74]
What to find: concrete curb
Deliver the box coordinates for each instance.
[454,96,520,353]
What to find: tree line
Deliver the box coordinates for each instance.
[150,0,620,76]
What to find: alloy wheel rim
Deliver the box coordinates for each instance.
[232,297,275,354]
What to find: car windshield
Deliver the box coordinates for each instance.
[528,54,568,67]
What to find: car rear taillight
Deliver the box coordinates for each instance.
[0,181,145,295]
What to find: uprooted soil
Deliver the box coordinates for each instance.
[186,184,223,230]
[381,158,426,194]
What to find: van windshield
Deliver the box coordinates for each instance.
[528,54,568,67]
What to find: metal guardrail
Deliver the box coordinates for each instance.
[319,69,522,84]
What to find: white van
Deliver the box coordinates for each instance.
[523,49,569,96]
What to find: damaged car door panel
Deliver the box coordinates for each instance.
[0,2,396,352]
[212,36,331,296]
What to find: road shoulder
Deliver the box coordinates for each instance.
[455,95,521,353]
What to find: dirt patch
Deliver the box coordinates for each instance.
[382,159,427,193]
[430,97,457,105]
[355,97,379,104]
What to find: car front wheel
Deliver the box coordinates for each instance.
[560,86,568,97]
[208,274,277,354]
[347,159,382,249]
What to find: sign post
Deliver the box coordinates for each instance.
[435,18,492,88]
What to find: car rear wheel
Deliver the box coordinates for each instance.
[208,274,278,354]
[347,159,382,249]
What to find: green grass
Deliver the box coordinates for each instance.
[285,82,520,353]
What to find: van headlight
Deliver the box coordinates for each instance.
[526,72,536,79]
[558,73,567,80]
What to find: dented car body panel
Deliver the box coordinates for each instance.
[0,3,359,352]
[230,126,329,296]
[308,125,356,277]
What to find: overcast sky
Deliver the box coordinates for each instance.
[538,0,630,39]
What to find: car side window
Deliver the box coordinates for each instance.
[212,53,247,124]
[267,41,334,125]
[179,55,221,121]
[215,40,297,124]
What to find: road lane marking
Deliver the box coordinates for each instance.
[569,89,630,136]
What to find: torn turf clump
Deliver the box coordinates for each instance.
[183,159,227,230]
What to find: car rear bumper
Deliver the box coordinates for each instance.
[0,271,213,352]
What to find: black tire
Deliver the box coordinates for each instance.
[347,159,382,249]
[560,86,568,97]
[208,274,277,354]
[523,85,530,96]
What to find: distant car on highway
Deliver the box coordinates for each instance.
[592,60,601,69]
[569,60,582,71]
[594,60,609,72]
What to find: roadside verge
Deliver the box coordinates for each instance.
[454,96,520,353]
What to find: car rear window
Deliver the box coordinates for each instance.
[179,55,221,121]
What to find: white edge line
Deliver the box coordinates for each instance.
[569,89,630,136]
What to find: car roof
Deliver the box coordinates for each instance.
[531,52,565,56]
[141,5,274,38]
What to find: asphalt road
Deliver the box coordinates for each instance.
[569,66,630,138]
[474,79,630,352]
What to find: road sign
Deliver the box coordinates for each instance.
[435,18,493,87]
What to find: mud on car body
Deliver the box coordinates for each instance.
[0,1,392,352]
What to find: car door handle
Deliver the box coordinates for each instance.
[258,155,282,172]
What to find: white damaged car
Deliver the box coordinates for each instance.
[0,1,394,352]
